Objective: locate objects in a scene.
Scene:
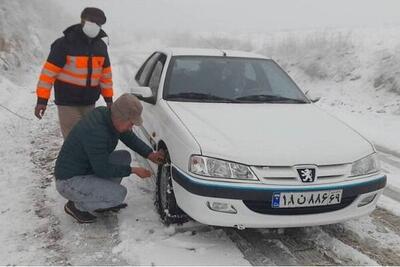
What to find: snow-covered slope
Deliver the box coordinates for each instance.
[0,1,73,264]
[0,0,70,77]
[0,0,73,115]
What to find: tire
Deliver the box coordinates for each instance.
[155,150,189,225]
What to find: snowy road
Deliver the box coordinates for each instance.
[1,44,399,265]
[29,110,400,265]
[31,119,400,266]
[131,128,400,265]
[37,48,400,265]
[226,206,400,265]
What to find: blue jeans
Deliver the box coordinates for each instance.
[56,150,131,212]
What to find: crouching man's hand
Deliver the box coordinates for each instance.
[147,150,165,165]
[131,167,151,179]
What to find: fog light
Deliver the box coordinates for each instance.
[207,201,237,214]
[358,194,377,207]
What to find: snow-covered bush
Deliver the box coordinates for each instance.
[0,2,39,73]
[372,46,400,94]
[0,0,70,77]
[258,31,359,83]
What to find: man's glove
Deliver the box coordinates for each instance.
[34,104,47,119]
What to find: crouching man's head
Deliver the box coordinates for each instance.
[111,93,143,133]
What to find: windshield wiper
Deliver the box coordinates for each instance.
[167,92,239,102]
[235,94,308,103]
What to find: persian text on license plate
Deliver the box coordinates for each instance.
[272,189,343,208]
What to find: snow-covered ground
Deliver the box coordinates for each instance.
[1,0,400,265]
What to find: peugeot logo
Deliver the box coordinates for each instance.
[296,167,317,183]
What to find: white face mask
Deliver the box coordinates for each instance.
[82,21,101,38]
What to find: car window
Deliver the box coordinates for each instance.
[148,55,166,96]
[261,62,305,100]
[167,59,201,95]
[164,56,308,103]
[135,55,151,83]
[137,53,160,86]
[244,63,256,81]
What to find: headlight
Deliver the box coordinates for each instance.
[350,153,381,177]
[189,155,257,180]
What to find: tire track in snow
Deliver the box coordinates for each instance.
[224,228,279,265]
[30,109,70,265]
[226,223,398,265]
[370,207,400,234]
[271,227,339,265]
[225,227,347,265]
[322,213,400,266]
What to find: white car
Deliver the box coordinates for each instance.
[131,48,386,229]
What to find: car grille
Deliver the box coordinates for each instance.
[251,164,351,185]
[243,195,357,215]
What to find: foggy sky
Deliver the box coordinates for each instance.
[55,0,400,33]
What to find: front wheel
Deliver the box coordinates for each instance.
[155,150,189,225]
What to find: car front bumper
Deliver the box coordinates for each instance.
[171,166,387,228]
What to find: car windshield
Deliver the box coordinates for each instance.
[164,56,309,103]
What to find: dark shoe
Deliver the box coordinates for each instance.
[64,201,96,223]
[94,203,128,213]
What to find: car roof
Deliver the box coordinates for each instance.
[159,47,269,59]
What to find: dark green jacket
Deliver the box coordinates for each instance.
[55,107,153,180]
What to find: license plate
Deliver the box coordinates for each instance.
[272,189,342,208]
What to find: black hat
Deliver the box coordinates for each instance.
[81,7,106,25]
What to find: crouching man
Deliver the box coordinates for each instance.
[54,93,164,223]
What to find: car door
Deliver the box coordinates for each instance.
[134,52,168,167]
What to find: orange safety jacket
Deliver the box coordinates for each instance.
[36,24,113,106]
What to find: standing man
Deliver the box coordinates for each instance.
[55,93,165,223]
[34,7,114,138]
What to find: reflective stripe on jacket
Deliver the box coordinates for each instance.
[36,24,113,106]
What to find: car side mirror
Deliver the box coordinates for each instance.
[131,86,156,104]
[305,90,321,103]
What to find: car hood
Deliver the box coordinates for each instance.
[167,102,374,166]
